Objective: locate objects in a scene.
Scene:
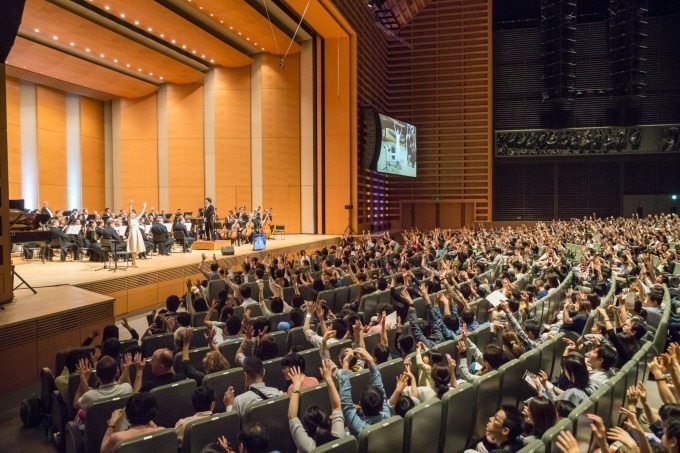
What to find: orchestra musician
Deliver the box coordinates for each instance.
[84,219,104,262]
[173,214,195,253]
[40,201,54,219]
[204,198,216,241]
[150,217,174,255]
[49,218,80,261]
[101,218,127,250]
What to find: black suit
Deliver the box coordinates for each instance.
[40,207,54,218]
[151,223,174,255]
[173,222,195,252]
[50,227,79,261]
[101,226,128,255]
[204,204,216,240]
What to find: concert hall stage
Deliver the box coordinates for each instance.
[0,234,340,392]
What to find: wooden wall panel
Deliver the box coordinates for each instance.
[36,86,67,209]
[388,0,493,222]
[415,202,436,229]
[167,84,204,211]
[261,54,301,233]
[6,76,21,199]
[323,38,352,234]
[214,66,251,212]
[80,97,105,211]
[120,94,158,210]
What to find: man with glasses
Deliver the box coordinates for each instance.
[466,406,524,452]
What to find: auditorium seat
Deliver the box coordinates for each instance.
[114,428,177,453]
[432,340,459,361]
[141,333,175,358]
[518,439,546,452]
[297,348,323,380]
[242,395,295,453]
[268,312,290,332]
[318,289,335,308]
[298,382,332,418]
[287,326,313,351]
[65,395,130,453]
[608,371,628,427]
[202,368,246,412]
[519,348,541,401]
[218,338,242,365]
[189,327,209,348]
[537,332,562,380]
[472,370,501,443]
[327,339,353,364]
[357,416,404,453]
[262,357,287,391]
[282,286,295,303]
[359,293,380,324]
[498,359,524,407]
[310,434,357,453]
[568,399,594,452]
[150,379,197,428]
[181,411,241,453]
[348,284,362,303]
[67,371,98,420]
[540,418,573,453]
[333,286,350,313]
[348,369,371,403]
[173,347,210,374]
[377,358,405,398]
[55,346,95,376]
[403,400,441,453]
[439,383,477,453]
[191,311,209,327]
[119,338,138,353]
[363,332,381,356]
[264,331,287,357]
[412,297,427,320]
[589,382,614,429]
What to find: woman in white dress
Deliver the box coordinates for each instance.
[127,200,147,268]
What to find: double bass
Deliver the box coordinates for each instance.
[230,220,240,240]
[259,208,272,239]
[242,212,255,239]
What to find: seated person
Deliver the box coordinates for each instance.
[140,348,185,392]
[72,355,142,411]
[224,356,283,416]
[174,386,216,447]
[465,406,524,453]
[101,393,165,453]
[281,352,318,396]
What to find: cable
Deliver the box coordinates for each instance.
[282,0,311,62]
[262,0,281,55]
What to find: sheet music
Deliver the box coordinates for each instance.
[163,223,174,232]
[184,222,192,231]
[114,226,127,236]
[64,225,81,235]
[144,225,152,233]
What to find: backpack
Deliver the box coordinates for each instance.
[20,394,43,427]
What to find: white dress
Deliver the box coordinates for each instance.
[127,217,146,254]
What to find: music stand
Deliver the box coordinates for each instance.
[86,214,96,221]
[65,225,81,235]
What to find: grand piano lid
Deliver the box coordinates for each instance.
[9,210,51,230]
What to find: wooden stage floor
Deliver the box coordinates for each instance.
[9,234,340,308]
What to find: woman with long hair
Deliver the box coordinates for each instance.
[288,360,344,452]
[536,352,591,406]
[522,396,557,441]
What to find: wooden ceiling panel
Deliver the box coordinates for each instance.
[7,37,157,98]
[184,0,302,54]
[383,0,433,27]
[85,0,252,67]
[21,0,205,84]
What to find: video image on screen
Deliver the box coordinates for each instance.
[377,114,416,177]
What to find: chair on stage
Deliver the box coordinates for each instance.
[273,225,286,240]
[152,233,173,256]
[101,238,130,270]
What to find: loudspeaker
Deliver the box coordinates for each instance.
[221,246,235,256]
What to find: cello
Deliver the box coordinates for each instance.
[242,212,255,239]
[259,208,272,239]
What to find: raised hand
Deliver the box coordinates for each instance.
[76,358,92,379]
[289,366,305,388]
[555,429,580,453]
[223,386,235,407]
[320,358,334,382]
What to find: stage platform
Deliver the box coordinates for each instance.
[9,234,340,315]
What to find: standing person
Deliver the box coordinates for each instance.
[127,200,147,268]
[204,198,216,241]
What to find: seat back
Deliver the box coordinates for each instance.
[569,399,594,453]
[432,340,459,361]
[191,311,209,327]
[472,370,501,443]
[114,428,177,453]
[498,359,524,407]
[149,379,197,428]
[68,371,98,419]
[202,368,246,412]
[519,348,541,401]
[318,289,335,307]
[609,371,628,427]
[472,324,492,350]
[287,326,312,351]
[360,293,380,324]
[358,416,404,453]
[518,439,546,453]
[311,434,358,453]
[208,280,228,304]
[141,333,175,358]
[440,383,477,453]
[268,312,290,332]
[174,347,210,374]
[333,286,350,313]
[377,358,405,398]
[181,411,241,453]
[242,395,295,453]
[40,367,56,413]
[55,346,94,376]
[217,338,242,365]
[297,348,323,381]
[348,284,362,303]
[348,369,371,403]
[540,418,573,453]
[327,339,353,364]
[403,400,441,453]
[84,395,130,453]
[189,327,209,348]
[298,382,332,418]
[263,331,287,357]
[262,357,287,392]
[589,383,614,429]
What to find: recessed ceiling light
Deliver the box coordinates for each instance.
[120,13,125,18]
[171,39,176,43]
[254,43,258,45]
[160,76,164,80]
[105,5,110,10]
[113,59,118,62]
[52,35,58,40]
[138,68,142,72]
[182,45,186,49]
[199,6,203,10]
[238,32,242,35]
[210,13,213,16]
[70,42,75,46]
[192,50,196,54]
[229,26,233,30]
[147,27,152,32]
[201,54,205,58]
[100,53,105,57]
[160,34,165,38]
[126,63,130,67]
[261,47,265,50]
[220,20,223,23]
[85,48,91,52]
[210,59,214,63]
[134,20,139,25]
[246,37,250,41]
[149,72,153,76]
[34,28,39,33]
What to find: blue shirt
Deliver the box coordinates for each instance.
[338,365,391,436]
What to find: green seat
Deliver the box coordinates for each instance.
[348,369,372,403]
[262,357,287,391]
[609,371,628,427]
[114,428,177,453]
[402,400,441,453]
[589,383,614,429]
[181,411,240,453]
[299,382,332,418]
[540,418,573,453]
[357,415,404,453]
[263,331,287,357]
[377,358,405,398]
[297,348,323,380]
[203,368,246,412]
[242,395,295,453]
[498,359,524,408]
[439,383,477,453]
[472,370,501,443]
[174,347,211,374]
[327,339,354,365]
[568,399,594,453]
[64,395,130,453]
[287,326,313,351]
[518,439,546,453]
[217,338,243,365]
[150,379,197,429]
[311,434,357,452]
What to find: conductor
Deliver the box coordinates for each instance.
[204,198,216,241]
